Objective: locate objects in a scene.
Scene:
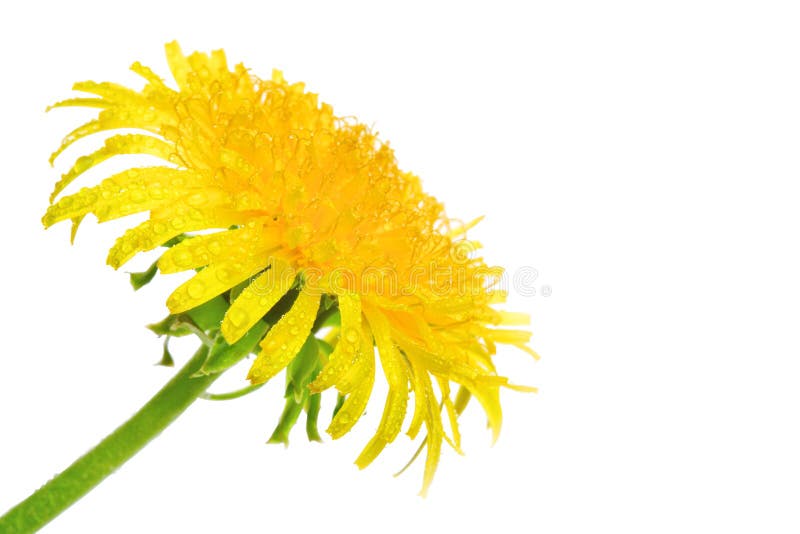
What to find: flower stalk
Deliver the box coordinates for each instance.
[0,344,219,533]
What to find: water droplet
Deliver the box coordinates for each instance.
[130,189,146,203]
[344,328,359,344]
[289,327,299,336]
[149,187,165,200]
[208,242,222,255]
[153,222,167,234]
[216,267,234,283]
[171,217,185,230]
[228,308,249,328]
[187,192,207,207]
[173,249,193,267]
[187,279,206,299]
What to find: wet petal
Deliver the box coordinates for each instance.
[326,326,375,439]
[166,257,266,314]
[107,203,239,269]
[355,305,410,468]
[308,292,362,392]
[247,290,321,384]
[221,258,295,344]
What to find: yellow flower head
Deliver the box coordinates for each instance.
[43,42,537,494]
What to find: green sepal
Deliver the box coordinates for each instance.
[198,320,269,375]
[267,336,324,444]
[321,311,340,329]
[321,293,337,311]
[128,261,158,291]
[267,395,305,446]
[286,336,321,402]
[161,233,191,248]
[317,338,334,366]
[305,392,323,442]
[185,295,228,332]
[332,393,346,418]
[147,315,194,337]
[228,278,250,304]
[158,339,175,367]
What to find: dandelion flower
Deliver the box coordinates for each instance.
[42,42,537,494]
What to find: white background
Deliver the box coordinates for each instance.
[1,1,799,532]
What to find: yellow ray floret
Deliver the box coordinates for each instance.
[221,258,296,344]
[355,306,410,468]
[247,290,321,384]
[326,324,376,439]
[43,41,537,493]
[308,292,362,392]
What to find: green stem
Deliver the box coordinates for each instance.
[200,382,264,401]
[0,345,219,533]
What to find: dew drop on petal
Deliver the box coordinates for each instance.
[187,279,206,299]
[344,328,359,344]
[187,192,207,206]
[173,249,193,267]
[216,266,234,283]
[228,308,249,328]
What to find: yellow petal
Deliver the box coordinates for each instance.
[465,382,503,443]
[43,167,196,227]
[166,257,266,314]
[412,363,444,497]
[496,311,531,326]
[355,305,410,468]
[247,290,321,384]
[49,107,173,166]
[157,225,266,274]
[437,376,462,454]
[165,41,191,91]
[221,259,295,344]
[46,97,109,111]
[106,203,239,269]
[308,292,362,392]
[406,365,426,440]
[50,134,174,201]
[72,80,147,106]
[326,326,375,439]
[489,328,532,345]
[130,61,168,88]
